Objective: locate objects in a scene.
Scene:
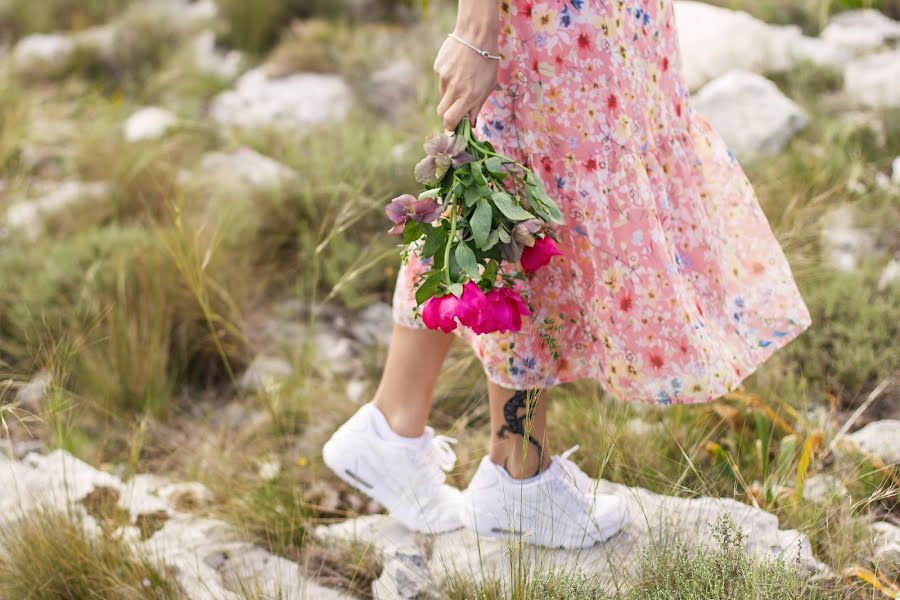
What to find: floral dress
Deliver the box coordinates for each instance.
[392,0,812,404]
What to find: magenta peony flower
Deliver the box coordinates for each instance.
[520,236,563,272]
[422,293,459,333]
[385,194,443,235]
[422,282,487,333]
[472,287,531,334]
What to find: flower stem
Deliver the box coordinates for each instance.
[443,192,458,286]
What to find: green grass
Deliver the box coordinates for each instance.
[0,508,181,599]
[443,516,841,599]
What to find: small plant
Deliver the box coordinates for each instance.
[0,508,180,599]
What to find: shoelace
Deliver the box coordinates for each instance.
[409,434,458,488]
[428,434,459,472]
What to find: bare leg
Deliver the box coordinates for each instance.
[488,383,552,479]
[372,324,454,437]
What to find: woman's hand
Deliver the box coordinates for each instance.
[434,0,500,132]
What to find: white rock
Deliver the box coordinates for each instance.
[238,356,293,392]
[217,545,353,599]
[367,59,419,122]
[190,148,300,194]
[674,1,846,91]
[893,156,900,185]
[314,331,357,374]
[191,30,243,80]
[822,9,900,55]
[11,33,76,77]
[15,369,52,412]
[317,481,826,599]
[4,180,109,240]
[124,107,177,142]
[845,49,900,108]
[256,455,281,481]
[820,205,873,273]
[801,474,850,504]
[878,259,900,290]
[210,69,352,131]
[157,481,216,510]
[692,70,808,161]
[346,379,369,404]
[873,522,900,569]
[349,302,394,347]
[845,419,900,463]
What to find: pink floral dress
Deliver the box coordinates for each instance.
[392,0,812,404]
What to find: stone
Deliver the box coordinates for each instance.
[191,31,243,80]
[893,156,900,185]
[4,180,109,240]
[315,515,432,599]
[218,545,354,599]
[186,148,301,196]
[349,302,394,347]
[820,205,873,272]
[878,259,900,290]
[872,522,900,569]
[801,474,850,504]
[692,70,808,161]
[845,49,900,108]
[15,369,52,412]
[673,1,847,91]
[845,419,900,463]
[238,356,293,393]
[366,59,419,123]
[0,450,350,599]
[124,107,178,142]
[822,9,900,55]
[346,379,369,404]
[157,481,216,511]
[11,33,76,78]
[316,480,825,599]
[314,331,357,374]
[210,69,352,132]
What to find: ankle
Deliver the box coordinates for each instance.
[490,446,551,480]
[371,400,427,439]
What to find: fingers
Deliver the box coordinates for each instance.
[442,97,468,131]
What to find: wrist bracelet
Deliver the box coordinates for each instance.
[448,33,502,61]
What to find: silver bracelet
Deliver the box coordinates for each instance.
[447,33,502,60]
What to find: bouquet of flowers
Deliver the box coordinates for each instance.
[386,117,564,335]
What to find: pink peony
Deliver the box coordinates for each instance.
[472,287,531,334]
[421,294,459,333]
[421,282,487,333]
[520,236,563,272]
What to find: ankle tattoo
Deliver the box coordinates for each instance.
[496,389,545,478]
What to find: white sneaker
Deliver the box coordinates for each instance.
[322,402,464,533]
[461,446,628,549]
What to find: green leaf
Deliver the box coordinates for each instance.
[448,282,463,298]
[482,259,499,285]
[491,191,534,221]
[421,224,449,258]
[471,198,493,249]
[471,162,487,187]
[464,185,482,208]
[484,227,501,250]
[454,241,480,280]
[419,188,441,200]
[484,156,504,175]
[402,221,424,244]
[415,271,443,305]
[498,227,510,243]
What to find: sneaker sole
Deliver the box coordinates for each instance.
[462,495,628,549]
